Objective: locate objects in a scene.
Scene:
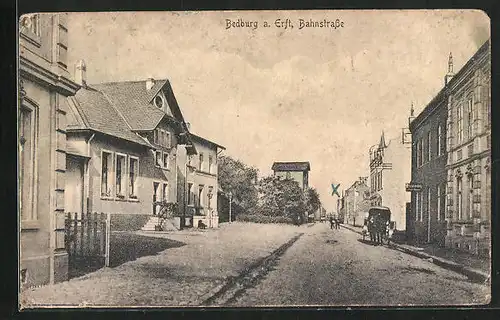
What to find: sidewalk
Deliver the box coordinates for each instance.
[20,222,305,308]
[340,223,490,283]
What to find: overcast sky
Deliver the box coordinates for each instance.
[66,10,489,211]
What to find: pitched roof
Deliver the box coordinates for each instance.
[91,80,168,131]
[190,133,226,150]
[272,162,311,172]
[67,87,151,147]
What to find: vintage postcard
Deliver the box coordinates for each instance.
[18,10,491,308]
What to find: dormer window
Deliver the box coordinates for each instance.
[154,95,164,109]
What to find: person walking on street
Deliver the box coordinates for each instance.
[329,216,334,230]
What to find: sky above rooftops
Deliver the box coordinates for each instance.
[66,10,490,211]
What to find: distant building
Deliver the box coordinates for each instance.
[272,161,310,190]
[369,131,411,231]
[343,177,370,226]
[19,13,80,287]
[444,40,491,255]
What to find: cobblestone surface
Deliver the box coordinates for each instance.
[20,222,303,308]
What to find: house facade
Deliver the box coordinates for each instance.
[369,132,411,231]
[408,87,448,246]
[271,162,310,190]
[343,177,370,226]
[19,13,80,287]
[66,62,225,231]
[177,132,225,229]
[445,40,491,255]
[66,70,191,221]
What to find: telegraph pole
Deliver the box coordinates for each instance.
[228,191,233,223]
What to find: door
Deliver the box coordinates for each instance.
[405,202,412,242]
[153,182,160,215]
[65,156,85,217]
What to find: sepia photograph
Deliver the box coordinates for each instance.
[18,10,491,308]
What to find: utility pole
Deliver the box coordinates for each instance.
[228,191,233,223]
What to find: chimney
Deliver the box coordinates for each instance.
[146,77,155,91]
[75,59,87,87]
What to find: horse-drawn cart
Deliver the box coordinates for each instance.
[362,206,394,245]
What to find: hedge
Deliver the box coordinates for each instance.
[235,214,295,224]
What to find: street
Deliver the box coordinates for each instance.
[229,223,489,306]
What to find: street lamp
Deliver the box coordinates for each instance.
[228,191,233,223]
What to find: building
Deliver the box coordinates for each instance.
[19,13,80,287]
[177,132,225,229]
[271,161,310,190]
[444,40,491,255]
[66,70,193,221]
[407,86,448,245]
[343,177,370,226]
[369,132,411,231]
[66,62,224,230]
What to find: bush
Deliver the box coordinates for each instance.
[235,214,294,224]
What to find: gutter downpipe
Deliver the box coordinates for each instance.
[85,133,95,214]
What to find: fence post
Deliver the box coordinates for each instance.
[80,212,85,256]
[86,212,91,256]
[93,212,98,256]
[105,212,111,267]
[100,213,105,256]
[73,212,78,256]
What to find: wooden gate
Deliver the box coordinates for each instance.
[65,212,109,278]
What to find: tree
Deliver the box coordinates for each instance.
[304,187,321,216]
[257,175,306,224]
[218,155,259,214]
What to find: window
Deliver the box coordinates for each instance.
[162,152,169,169]
[467,177,473,221]
[379,171,383,190]
[437,184,441,221]
[415,192,421,221]
[467,97,473,139]
[427,187,431,222]
[115,154,126,197]
[155,151,162,167]
[198,185,204,207]
[129,157,138,198]
[153,130,158,145]
[427,131,432,162]
[187,183,194,205]
[457,177,463,220]
[154,95,164,108]
[188,154,193,166]
[19,106,36,221]
[199,153,204,171]
[437,124,443,156]
[20,14,40,37]
[208,186,214,209]
[208,155,213,173]
[416,140,422,167]
[165,132,171,148]
[162,182,168,202]
[101,151,113,197]
[159,130,164,147]
[457,104,463,143]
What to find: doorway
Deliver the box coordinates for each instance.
[65,155,85,217]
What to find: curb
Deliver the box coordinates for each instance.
[340,224,489,284]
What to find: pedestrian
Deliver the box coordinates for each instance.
[335,218,340,229]
[329,216,334,230]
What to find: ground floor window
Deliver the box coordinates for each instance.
[19,104,37,221]
[187,183,194,205]
[457,177,463,220]
[101,151,113,197]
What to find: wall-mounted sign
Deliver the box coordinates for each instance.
[405,183,422,192]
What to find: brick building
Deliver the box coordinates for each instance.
[444,40,491,255]
[408,87,448,246]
